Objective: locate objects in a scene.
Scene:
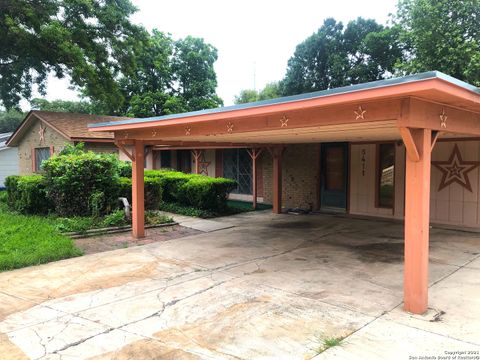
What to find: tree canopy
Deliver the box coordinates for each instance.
[30,98,96,114]
[281,17,401,96]
[394,0,480,86]
[0,0,145,111]
[234,82,281,104]
[121,32,222,118]
[0,110,25,133]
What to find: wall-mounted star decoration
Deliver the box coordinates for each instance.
[432,144,480,192]
[38,124,46,143]
[185,127,191,136]
[123,132,129,139]
[198,151,210,175]
[354,106,366,120]
[226,122,234,133]
[152,130,157,137]
[280,115,289,127]
[440,109,447,129]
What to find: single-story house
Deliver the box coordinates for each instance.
[0,132,19,188]
[6,111,126,174]
[89,71,480,315]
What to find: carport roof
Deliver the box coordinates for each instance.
[89,71,480,130]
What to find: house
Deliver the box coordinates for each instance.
[89,71,480,315]
[6,111,128,174]
[0,132,19,188]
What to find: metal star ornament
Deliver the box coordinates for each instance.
[354,106,366,120]
[38,124,46,143]
[440,109,447,129]
[280,115,289,128]
[185,127,191,136]
[432,144,480,192]
[226,122,234,133]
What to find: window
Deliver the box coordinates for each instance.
[160,151,172,168]
[222,149,252,194]
[35,147,51,172]
[177,150,191,173]
[376,143,395,208]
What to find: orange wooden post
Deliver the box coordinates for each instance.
[247,148,263,210]
[132,140,145,238]
[401,127,432,314]
[271,147,284,214]
[192,150,201,174]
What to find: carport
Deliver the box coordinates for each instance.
[89,71,480,314]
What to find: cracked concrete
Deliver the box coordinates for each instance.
[0,211,479,359]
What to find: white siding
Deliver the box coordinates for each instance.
[0,147,20,188]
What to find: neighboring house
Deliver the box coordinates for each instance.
[7,111,129,174]
[0,132,19,188]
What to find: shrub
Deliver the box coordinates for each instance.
[42,152,119,216]
[158,202,214,218]
[116,176,162,210]
[117,161,132,177]
[178,177,237,211]
[4,175,52,214]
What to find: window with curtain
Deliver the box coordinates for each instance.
[35,147,50,172]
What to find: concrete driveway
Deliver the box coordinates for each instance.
[0,212,479,359]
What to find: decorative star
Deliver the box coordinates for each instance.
[226,122,234,133]
[432,144,480,192]
[38,124,46,143]
[280,115,289,128]
[354,106,366,120]
[199,160,211,175]
[185,127,191,136]
[440,109,447,129]
[152,130,157,137]
[123,132,129,139]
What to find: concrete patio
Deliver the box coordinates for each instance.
[0,211,479,359]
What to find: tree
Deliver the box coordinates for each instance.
[234,82,282,104]
[281,18,402,96]
[0,110,25,133]
[394,0,480,86]
[30,98,96,114]
[0,0,144,111]
[120,31,223,117]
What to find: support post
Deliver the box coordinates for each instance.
[270,147,285,214]
[191,149,201,174]
[401,128,432,314]
[132,140,145,238]
[247,148,263,210]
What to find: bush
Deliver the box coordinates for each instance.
[178,177,237,211]
[4,175,52,214]
[42,152,119,216]
[117,161,132,177]
[117,176,162,210]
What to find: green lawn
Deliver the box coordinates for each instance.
[0,193,82,271]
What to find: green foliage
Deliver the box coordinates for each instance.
[394,0,480,86]
[144,211,173,225]
[234,82,281,104]
[0,109,25,133]
[0,210,82,271]
[0,0,144,111]
[281,18,402,96]
[59,142,85,156]
[120,31,223,117]
[158,202,214,218]
[117,176,163,210]
[42,152,119,216]
[54,209,128,233]
[4,175,52,214]
[117,161,132,178]
[30,98,97,114]
[178,176,237,211]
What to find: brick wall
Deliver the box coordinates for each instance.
[83,142,118,155]
[18,118,71,175]
[263,144,320,210]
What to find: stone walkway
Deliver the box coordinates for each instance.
[0,212,479,359]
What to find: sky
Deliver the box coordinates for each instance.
[36,0,398,108]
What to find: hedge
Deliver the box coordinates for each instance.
[42,152,119,217]
[4,175,52,214]
[118,177,163,210]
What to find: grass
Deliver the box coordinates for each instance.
[0,191,82,271]
[315,336,345,354]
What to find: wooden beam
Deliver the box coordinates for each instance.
[247,148,263,209]
[404,128,431,314]
[431,130,440,151]
[115,141,135,161]
[270,146,285,214]
[191,149,202,174]
[399,127,420,162]
[132,140,145,238]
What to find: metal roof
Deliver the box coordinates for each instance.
[0,132,13,150]
[88,71,480,129]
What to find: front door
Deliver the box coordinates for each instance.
[320,142,348,211]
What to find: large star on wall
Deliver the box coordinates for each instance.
[432,144,480,192]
